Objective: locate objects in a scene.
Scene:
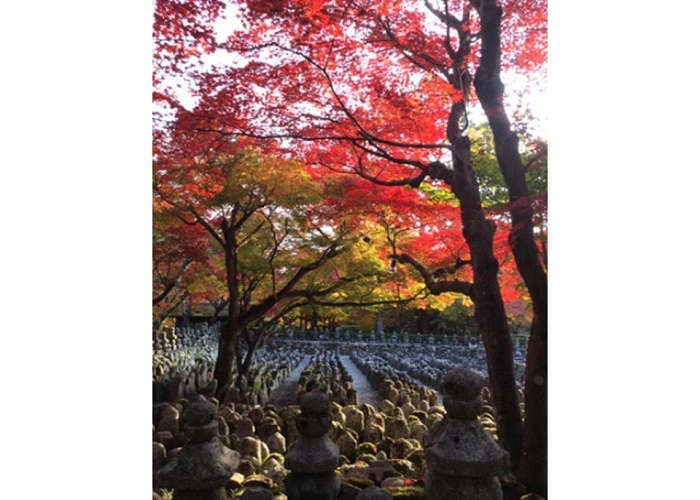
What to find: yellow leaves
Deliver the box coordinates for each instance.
[214,146,322,209]
[345,240,386,275]
[426,293,473,311]
[405,94,422,110]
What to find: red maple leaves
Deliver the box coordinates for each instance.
[153,0,547,308]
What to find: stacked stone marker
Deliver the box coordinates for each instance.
[425,367,510,500]
[284,391,341,500]
[156,395,240,500]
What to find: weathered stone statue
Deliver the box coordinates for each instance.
[425,367,510,500]
[284,391,341,500]
[156,395,240,500]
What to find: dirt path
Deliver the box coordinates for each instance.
[339,355,382,407]
[269,355,311,407]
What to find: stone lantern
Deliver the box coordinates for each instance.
[425,367,510,500]
[156,395,240,500]
[284,391,341,500]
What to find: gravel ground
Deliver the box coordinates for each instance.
[268,355,310,407]
[339,355,382,407]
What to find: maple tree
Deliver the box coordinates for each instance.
[152,202,211,331]
[154,142,419,392]
[184,256,231,325]
[153,0,547,493]
[334,178,474,330]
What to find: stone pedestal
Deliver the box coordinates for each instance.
[358,485,392,499]
[425,368,510,500]
[284,391,341,500]
[156,396,240,500]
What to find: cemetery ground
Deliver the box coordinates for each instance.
[153,326,536,500]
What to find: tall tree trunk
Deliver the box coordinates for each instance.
[234,332,260,401]
[518,308,547,496]
[416,308,430,335]
[471,1,549,494]
[182,299,190,329]
[213,219,241,390]
[448,102,524,466]
[311,307,319,330]
[208,299,229,326]
[214,320,237,388]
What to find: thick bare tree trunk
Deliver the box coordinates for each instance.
[233,328,263,402]
[448,103,524,466]
[213,320,238,388]
[214,225,240,389]
[213,261,246,390]
[518,310,547,496]
[471,1,549,494]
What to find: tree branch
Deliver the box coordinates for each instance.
[152,257,192,305]
[524,147,547,172]
[394,253,475,299]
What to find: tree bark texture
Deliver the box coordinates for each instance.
[472,1,548,494]
[213,321,237,388]
[447,102,524,466]
[214,222,241,389]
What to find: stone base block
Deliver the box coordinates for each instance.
[425,473,502,500]
[172,487,228,500]
[285,471,341,500]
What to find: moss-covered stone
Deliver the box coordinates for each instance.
[357,442,377,456]
[243,474,275,489]
[384,485,424,500]
[264,452,285,466]
[357,453,377,464]
[156,489,173,500]
[388,459,417,478]
[404,449,425,474]
[239,459,257,477]
[344,477,375,489]
[411,410,428,423]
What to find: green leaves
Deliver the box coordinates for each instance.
[418,182,459,206]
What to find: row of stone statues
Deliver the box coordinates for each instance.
[155,367,510,500]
